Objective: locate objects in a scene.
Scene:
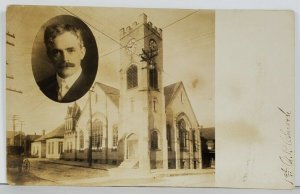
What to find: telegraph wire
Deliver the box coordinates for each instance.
[59,7,200,59]
[60,7,123,48]
[162,10,200,29]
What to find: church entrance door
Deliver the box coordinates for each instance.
[127,133,138,159]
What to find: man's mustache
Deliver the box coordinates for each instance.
[58,62,76,68]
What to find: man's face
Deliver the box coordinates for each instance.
[48,31,86,78]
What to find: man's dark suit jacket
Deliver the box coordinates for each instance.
[38,72,92,103]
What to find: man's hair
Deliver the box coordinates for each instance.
[44,24,84,52]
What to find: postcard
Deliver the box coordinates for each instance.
[5,6,294,188]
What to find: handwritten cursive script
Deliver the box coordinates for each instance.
[278,107,294,186]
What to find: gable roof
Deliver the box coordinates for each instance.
[164,81,182,107]
[26,135,42,141]
[164,81,200,127]
[95,82,120,107]
[34,123,65,142]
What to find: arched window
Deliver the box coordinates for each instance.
[92,120,103,149]
[149,68,158,89]
[79,130,84,149]
[112,125,118,147]
[166,124,172,150]
[127,65,138,89]
[178,119,188,150]
[151,131,158,149]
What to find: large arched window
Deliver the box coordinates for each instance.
[92,120,103,149]
[127,65,138,89]
[112,125,118,147]
[178,119,188,150]
[149,68,158,89]
[151,131,158,150]
[79,130,84,149]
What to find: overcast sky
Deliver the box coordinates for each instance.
[6,6,214,135]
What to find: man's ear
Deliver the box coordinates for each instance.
[80,46,86,60]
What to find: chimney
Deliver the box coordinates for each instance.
[42,130,45,136]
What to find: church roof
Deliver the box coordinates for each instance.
[92,81,185,109]
[95,82,120,107]
[164,81,182,107]
[34,123,65,141]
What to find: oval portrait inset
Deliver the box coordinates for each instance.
[32,15,98,103]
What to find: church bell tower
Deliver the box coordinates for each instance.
[119,13,168,170]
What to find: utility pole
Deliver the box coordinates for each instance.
[88,89,93,167]
[12,115,19,146]
[6,32,15,46]
[6,31,23,94]
[104,92,118,164]
[20,121,24,146]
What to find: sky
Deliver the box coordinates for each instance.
[6,6,214,135]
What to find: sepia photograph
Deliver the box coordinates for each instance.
[32,15,98,103]
[6,6,215,186]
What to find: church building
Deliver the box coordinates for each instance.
[60,13,203,170]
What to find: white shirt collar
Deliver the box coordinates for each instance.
[56,67,82,90]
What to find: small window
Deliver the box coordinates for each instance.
[149,68,158,89]
[58,142,63,154]
[166,124,172,150]
[153,97,158,112]
[92,120,103,149]
[113,125,118,147]
[48,142,51,154]
[52,142,54,154]
[79,130,84,149]
[178,119,188,150]
[180,92,183,103]
[127,65,138,89]
[151,131,158,149]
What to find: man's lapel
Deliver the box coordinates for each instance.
[61,73,86,102]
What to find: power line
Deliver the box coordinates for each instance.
[60,7,123,47]
[162,10,200,29]
[60,7,199,59]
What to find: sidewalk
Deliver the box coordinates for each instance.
[151,168,215,177]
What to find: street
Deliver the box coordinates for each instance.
[7,159,215,187]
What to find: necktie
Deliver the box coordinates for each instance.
[58,80,69,101]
